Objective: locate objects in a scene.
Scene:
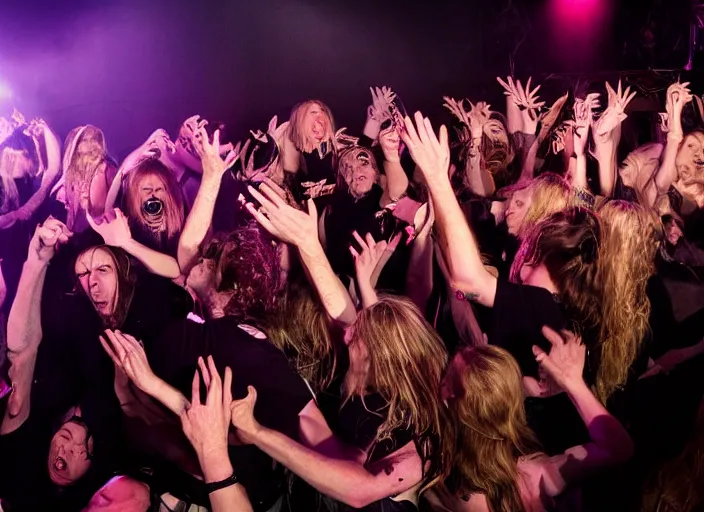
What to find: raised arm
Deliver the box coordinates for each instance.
[378,125,409,206]
[178,128,242,274]
[537,327,634,496]
[570,94,600,192]
[244,180,357,325]
[401,112,497,307]
[2,217,72,434]
[100,330,190,417]
[87,208,181,278]
[350,232,400,309]
[655,82,692,196]
[8,121,62,224]
[592,81,636,197]
[231,386,422,508]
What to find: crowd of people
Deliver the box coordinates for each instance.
[0,75,703,512]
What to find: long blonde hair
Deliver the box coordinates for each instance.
[444,345,540,512]
[124,158,185,243]
[595,200,659,402]
[288,100,335,154]
[519,172,573,238]
[64,125,109,229]
[347,295,451,489]
[265,283,338,393]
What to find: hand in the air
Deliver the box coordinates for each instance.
[100,330,160,396]
[193,128,243,182]
[401,112,450,186]
[27,216,73,264]
[244,179,319,251]
[180,356,234,459]
[87,208,133,248]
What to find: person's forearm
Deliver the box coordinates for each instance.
[178,176,220,272]
[565,379,633,461]
[299,242,357,325]
[381,158,409,204]
[594,135,618,197]
[199,451,253,512]
[520,138,539,183]
[105,170,123,212]
[122,239,181,278]
[357,278,379,310]
[464,155,490,197]
[41,127,62,185]
[425,176,494,305]
[251,425,406,508]
[148,378,190,416]
[656,132,683,195]
[7,259,48,355]
[572,154,588,190]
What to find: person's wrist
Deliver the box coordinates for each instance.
[199,448,234,484]
[25,254,51,270]
[383,151,400,163]
[298,238,324,258]
[562,375,589,396]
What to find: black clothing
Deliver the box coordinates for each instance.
[147,316,313,511]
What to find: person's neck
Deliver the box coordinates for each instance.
[202,291,232,320]
[524,265,559,296]
[163,152,187,182]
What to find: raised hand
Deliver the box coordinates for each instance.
[244,179,319,250]
[87,208,133,248]
[573,93,600,156]
[593,80,636,138]
[230,383,259,445]
[443,97,470,127]
[27,216,72,264]
[401,112,450,186]
[533,327,586,392]
[180,356,234,459]
[497,76,545,133]
[193,128,242,182]
[379,124,401,162]
[369,86,396,121]
[100,330,160,396]
[661,82,693,135]
[350,232,389,286]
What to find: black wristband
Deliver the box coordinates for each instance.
[204,473,239,494]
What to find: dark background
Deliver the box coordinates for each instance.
[0,0,699,158]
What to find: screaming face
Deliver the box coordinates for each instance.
[676,132,704,185]
[339,148,378,199]
[75,247,118,320]
[48,411,93,486]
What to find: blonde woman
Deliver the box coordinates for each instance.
[432,329,633,512]
[594,200,660,403]
[243,183,451,510]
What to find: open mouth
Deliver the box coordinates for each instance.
[92,300,108,312]
[54,456,67,471]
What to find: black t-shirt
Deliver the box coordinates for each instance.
[488,280,566,378]
[0,413,96,512]
[147,316,313,511]
[316,374,415,464]
[315,366,418,512]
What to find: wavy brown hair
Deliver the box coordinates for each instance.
[511,207,602,333]
[288,100,335,154]
[266,282,338,393]
[124,158,185,243]
[201,222,281,325]
[595,200,659,402]
[443,345,540,512]
[346,295,451,490]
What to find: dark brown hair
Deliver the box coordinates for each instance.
[201,221,281,324]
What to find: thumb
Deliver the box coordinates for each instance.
[246,385,257,404]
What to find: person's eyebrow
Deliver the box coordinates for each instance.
[97,264,113,271]
[62,427,75,441]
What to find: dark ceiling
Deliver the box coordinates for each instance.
[0,0,696,157]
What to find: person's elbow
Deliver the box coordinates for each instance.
[612,433,635,465]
